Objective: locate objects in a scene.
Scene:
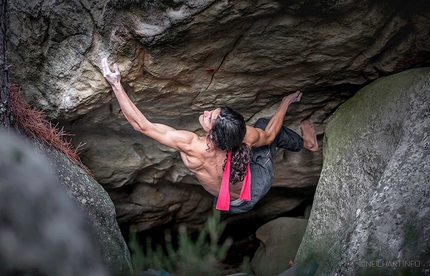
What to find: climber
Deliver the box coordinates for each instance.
[101,58,318,214]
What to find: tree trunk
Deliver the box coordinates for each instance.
[0,0,12,128]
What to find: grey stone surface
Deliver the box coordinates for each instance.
[0,129,108,276]
[251,217,308,276]
[295,68,430,275]
[37,143,133,276]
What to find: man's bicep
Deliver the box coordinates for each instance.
[153,125,196,152]
[245,126,270,147]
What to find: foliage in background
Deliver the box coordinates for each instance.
[129,210,233,276]
[9,84,92,175]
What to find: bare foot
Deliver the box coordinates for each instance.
[301,120,319,151]
[283,90,302,104]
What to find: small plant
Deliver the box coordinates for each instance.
[129,210,233,276]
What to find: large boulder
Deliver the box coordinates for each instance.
[295,68,430,275]
[7,0,430,230]
[38,143,133,276]
[251,217,308,276]
[0,129,108,276]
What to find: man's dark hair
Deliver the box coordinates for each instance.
[210,106,251,185]
[210,106,246,151]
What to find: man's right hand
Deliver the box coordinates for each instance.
[283,90,302,104]
[101,58,121,88]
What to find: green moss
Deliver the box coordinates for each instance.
[302,68,430,274]
[324,68,430,164]
[403,222,420,250]
[12,148,23,163]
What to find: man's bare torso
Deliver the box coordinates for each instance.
[179,136,244,200]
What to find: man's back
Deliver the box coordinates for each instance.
[178,136,244,199]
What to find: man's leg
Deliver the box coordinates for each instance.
[229,118,302,214]
[253,118,304,157]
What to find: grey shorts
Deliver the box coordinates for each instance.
[223,118,304,214]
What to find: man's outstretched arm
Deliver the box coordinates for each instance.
[101,58,197,152]
[244,91,302,147]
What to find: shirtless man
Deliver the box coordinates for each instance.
[101,58,318,214]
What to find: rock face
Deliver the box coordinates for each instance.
[7,0,430,229]
[251,217,308,276]
[295,68,430,275]
[38,143,133,276]
[0,130,108,276]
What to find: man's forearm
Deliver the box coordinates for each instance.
[263,98,291,142]
[110,83,149,132]
[102,58,152,133]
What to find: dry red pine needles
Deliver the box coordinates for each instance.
[10,84,92,176]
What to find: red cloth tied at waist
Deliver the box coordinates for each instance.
[216,151,251,211]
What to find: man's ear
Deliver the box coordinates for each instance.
[208,133,215,145]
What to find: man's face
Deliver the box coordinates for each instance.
[199,108,220,132]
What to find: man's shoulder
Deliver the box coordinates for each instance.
[181,135,209,154]
[243,125,259,146]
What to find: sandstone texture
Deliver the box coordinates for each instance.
[7,0,430,229]
[295,68,430,275]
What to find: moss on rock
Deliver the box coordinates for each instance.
[295,67,430,275]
